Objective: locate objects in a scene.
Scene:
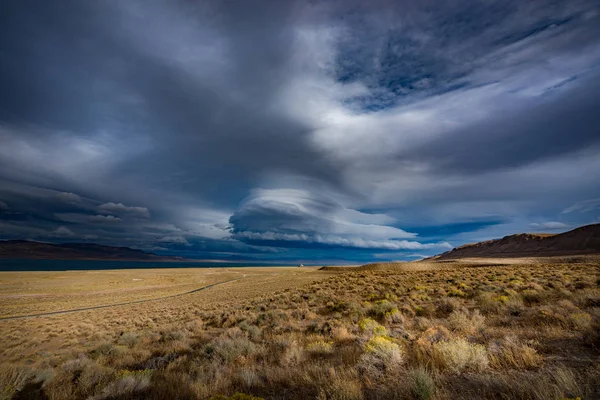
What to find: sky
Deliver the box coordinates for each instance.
[1,0,600,264]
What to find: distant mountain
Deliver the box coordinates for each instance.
[433,223,600,260]
[0,240,184,261]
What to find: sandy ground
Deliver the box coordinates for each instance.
[0,266,330,318]
[0,266,336,364]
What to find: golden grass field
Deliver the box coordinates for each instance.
[0,259,599,400]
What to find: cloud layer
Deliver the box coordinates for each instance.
[1,0,599,262]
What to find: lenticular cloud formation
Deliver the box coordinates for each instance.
[229,189,450,250]
[1,0,599,262]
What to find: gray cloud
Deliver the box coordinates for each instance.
[55,213,121,224]
[88,215,121,223]
[1,0,599,260]
[52,226,75,237]
[55,192,83,205]
[97,203,150,219]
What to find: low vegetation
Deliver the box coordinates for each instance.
[1,262,599,399]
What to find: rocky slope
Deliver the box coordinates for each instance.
[434,223,600,260]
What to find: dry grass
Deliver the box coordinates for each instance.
[0,260,599,399]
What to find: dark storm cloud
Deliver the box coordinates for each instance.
[0,0,341,205]
[97,203,150,219]
[1,0,600,261]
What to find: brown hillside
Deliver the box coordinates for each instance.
[435,223,600,260]
[0,240,182,261]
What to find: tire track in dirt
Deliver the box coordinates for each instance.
[0,277,243,321]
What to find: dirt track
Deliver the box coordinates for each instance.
[0,277,242,321]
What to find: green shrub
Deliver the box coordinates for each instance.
[410,368,435,400]
[358,318,387,336]
[369,300,396,320]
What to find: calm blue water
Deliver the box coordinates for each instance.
[0,259,304,271]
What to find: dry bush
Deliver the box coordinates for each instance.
[315,368,364,400]
[305,340,334,356]
[447,309,485,334]
[433,338,489,373]
[331,326,356,343]
[0,364,33,400]
[521,289,543,305]
[238,321,262,341]
[435,297,461,317]
[476,292,506,314]
[43,358,113,400]
[416,326,452,346]
[278,338,304,366]
[91,342,127,358]
[117,332,141,347]
[358,336,404,379]
[488,336,542,369]
[160,329,186,342]
[568,312,592,330]
[207,331,260,364]
[233,367,261,390]
[89,370,151,400]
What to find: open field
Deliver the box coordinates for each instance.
[1,260,599,400]
[0,267,330,318]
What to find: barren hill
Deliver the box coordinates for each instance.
[0,240,182,261]
[434,223,600,260]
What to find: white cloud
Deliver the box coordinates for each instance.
[529,221,569,230]
[562,198,600,214]
[229,188,451,250]
[233,230,451,250]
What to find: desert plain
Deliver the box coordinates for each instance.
[0,259,599,400]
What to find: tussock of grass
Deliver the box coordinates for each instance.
[488,336,542,369]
